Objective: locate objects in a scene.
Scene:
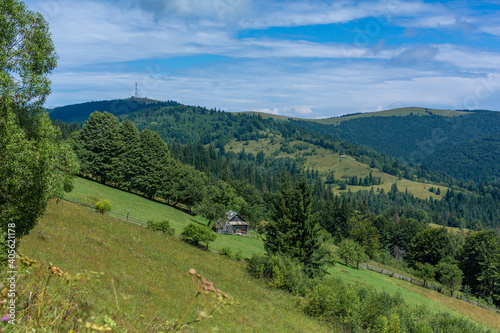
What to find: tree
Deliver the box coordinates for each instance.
[181,223,216,248]
[436,261,463,296]
[406,228,451,267]
[76,111,121,183]
[349,213,381,258]
[1,0,78,240]
[338,238,367,269]
[415,262,435,287]
[460,231,500,304]
[265,176,326,277]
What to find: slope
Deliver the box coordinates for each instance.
[18,181,500,331]
[225,136,447,200]
[426,133,500,182]
[19,200,330,332]
[66,177,265,259]
[48,97,175,123]
[294,110,500,167]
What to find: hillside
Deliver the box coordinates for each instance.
[225,136,447,200]
[293,110,500,168]
[311,107,472,125]
[48,97,176,123]
[16,180,500,331]
[242,107,471,125]
[19,200,329,332]
[426,133,500,182]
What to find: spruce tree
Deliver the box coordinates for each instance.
[265,176,326,277]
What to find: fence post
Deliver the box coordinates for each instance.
[127,212,129,221]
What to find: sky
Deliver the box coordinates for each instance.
[25,0,500,118]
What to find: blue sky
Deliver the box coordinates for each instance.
[25,0,500,118]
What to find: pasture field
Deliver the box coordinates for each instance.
[19,200,330,332]
[66,177,265,259]
[225,137,447,200]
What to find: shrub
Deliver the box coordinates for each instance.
[181,223,216,248]
[247,253,312,296]
[147,219,175,236]
[220,247,234,259]
[95,200,112,214]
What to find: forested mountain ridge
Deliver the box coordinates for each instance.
[426,133,500,182]
[51,99,500,229]
[292,110,500,166]
[48,97,178,123]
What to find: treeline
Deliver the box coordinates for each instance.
[69,112,266,226]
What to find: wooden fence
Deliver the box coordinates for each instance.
[359,263,500,314]
[62,197,149,227]
[61,197,221,254]
[62,197,499,314]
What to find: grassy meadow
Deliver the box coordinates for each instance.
[328,265,500,331]
[18,200,330,332]
[66,177,265,259]
[242,107,471,125]
[225,137,448,200]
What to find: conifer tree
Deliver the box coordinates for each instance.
[265,176,326,277]
[117,119,141,190]
[77,111,121,183]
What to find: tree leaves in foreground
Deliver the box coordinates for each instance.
[0,0,78,239]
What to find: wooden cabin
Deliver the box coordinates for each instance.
[213,211,250,236]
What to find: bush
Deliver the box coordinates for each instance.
[95,200,111,213]
[181,223,216,248]
[147,219,175,236]
[220,247,234,259]
[247,253,313,296]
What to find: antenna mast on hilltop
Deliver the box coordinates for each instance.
[135,82,139,98]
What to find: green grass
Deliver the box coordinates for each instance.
[66,177,265,259]
[225,137,447,200]
[241,107,472,125]
[19,200,330,332]
[328,264,500,331]
[312,107,471,125]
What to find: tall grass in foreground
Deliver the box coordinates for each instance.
[16,200,331,332]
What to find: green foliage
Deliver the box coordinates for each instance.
[0,0,78,238]
[460,230,500,305]
[181,223,217,247]
[415,262,436,287]
[265,177,327,277]
[406,228,452,267]
[338,238,368,268]
[349,213,381,258]
[95,200,112,214]
[147,219,175,236]
[435,261,463,296]
[247,253,313,296]
[303,276,492,333]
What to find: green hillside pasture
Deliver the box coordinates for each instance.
[66,177,265,258]
[226,138,447,200]
[19,200,331,332]
[328,264,500,331]
[242,107,471,126]
[312,107,472,125]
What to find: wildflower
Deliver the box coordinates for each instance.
[2,316,8,322]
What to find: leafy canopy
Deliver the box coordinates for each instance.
[0,0,78,238]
